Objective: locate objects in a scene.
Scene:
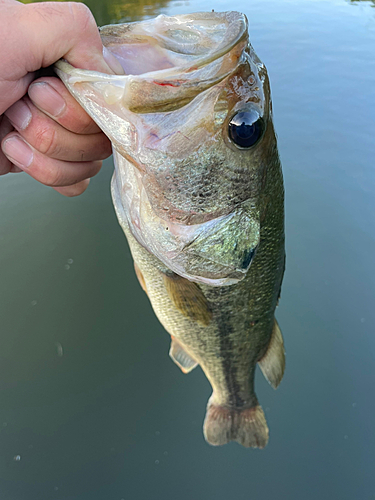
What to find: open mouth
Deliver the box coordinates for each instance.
[54,12,259,287]
[56,12,248,113]
[100,12,248,76]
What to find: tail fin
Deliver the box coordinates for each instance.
[203,401,269,448]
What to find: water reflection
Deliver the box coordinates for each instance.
[348,0,375,5]
[22,0,174,25]
[23,0,375,28]
[109,0,172,23]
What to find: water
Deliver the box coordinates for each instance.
[1,0,375,498]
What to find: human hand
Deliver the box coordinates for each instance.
[0,0,122,196]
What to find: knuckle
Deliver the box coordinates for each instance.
[43,166,66,187]
[69,3,94,31]
[34,125,59,157]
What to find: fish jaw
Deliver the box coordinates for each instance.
[55,21,267,225]
[55,12,249,113]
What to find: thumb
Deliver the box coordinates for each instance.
[18,2,120,74]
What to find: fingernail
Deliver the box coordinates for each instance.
[28,82,66,117]
[2,135,33,169]
[103,46,125,75]
[5,100,32,130]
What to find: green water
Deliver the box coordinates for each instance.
[1,0,375,498]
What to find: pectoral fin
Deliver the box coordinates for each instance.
[169,336,198,374]
[134,262,147,295]
[258,319,285,389]
[162,272,212,326]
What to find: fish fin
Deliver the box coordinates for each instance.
[169,336,198,374]
[258,318,285,389]
[134,262,148,295]
[203,401,269,448]
[162,272,212,326]
[277,253,286,306]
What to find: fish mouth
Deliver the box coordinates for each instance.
[55,12,259,287]
[55,12,248,113]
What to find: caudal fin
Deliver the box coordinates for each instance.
[203,401,269,448]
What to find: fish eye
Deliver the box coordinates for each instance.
[228,110,264,148]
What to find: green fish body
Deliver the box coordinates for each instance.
[56,11,285,448]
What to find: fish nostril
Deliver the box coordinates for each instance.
[241,247,257,270]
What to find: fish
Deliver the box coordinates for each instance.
[55,11,285,448]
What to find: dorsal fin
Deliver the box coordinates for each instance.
[162,272,212,326]
[169,336,198,373]
[258,319,285,389]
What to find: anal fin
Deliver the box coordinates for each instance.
[162,272,212,326]
[169,336,198,374]
[258,318,285,389]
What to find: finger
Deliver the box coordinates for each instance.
[53,179,90,197]
[1,132,102,186]
[0,72,35,116]
[0,115,14,175]
[10,166,23,173]
[5,97,112,162]
[28,77,102,135]
[19,2,114,74]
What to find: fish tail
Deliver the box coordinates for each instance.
[203,400,269,448]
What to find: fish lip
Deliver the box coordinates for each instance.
[55,11,248,84]
[99,11,248,77]
[55,13,249,114]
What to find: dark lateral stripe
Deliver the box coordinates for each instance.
[216,312,245,408]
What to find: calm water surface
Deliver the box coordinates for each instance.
[1,0,375,499]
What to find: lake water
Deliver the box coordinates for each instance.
[1,0,375,499]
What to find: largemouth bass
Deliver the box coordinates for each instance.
[56,11,285,448]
